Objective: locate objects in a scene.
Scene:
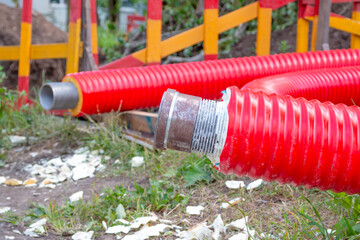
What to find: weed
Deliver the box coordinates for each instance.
[279,40,291,53]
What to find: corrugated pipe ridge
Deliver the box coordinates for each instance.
[65,49,360,116]
[242,66,360,106]
[220,87,360,194]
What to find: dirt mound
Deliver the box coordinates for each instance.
[0,3,67,94]
[230,3,352,57]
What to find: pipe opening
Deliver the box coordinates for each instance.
[39,82,79,110]
[40,84,55,110]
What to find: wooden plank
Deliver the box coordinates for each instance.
[123,129,154,149]
[122,110,158,134]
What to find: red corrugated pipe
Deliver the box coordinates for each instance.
[155,87,360,194]
[242,66,360,106]
[40,49,360,116]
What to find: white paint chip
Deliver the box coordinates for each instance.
[220,197,245,209]
[178,222,213,240]
[9,135,26,145]
[131,156,145,167]
[29,152,39,158]
[72,231,94,240]
[246,179,263,190]
[116,203,126,219]
[225,180,245,189]
[186,206,204,215]
[224,217,248,233]
[105,225,131,234]
[72,164,95,180]
[0,207,11,214]
[29,218,47,229]
[122,224,173,240]
[129,216,158,229]
[69,191,83,202]
[24,228,39,237]
[0,176,6,184]
[211,214,224,240]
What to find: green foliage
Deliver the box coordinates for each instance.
[298,197,330,239]
[326,191,360,239]
[279,40,291,53]
[164,155,221,187]
[98,23,127,61]
[272,2,298,31]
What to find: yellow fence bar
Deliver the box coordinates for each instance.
[256,6,272,56]
[0,46,20,60]
[305,15,360,37]
[66,0,82,74]
[31,43,69,59]
[162,2,258,58]
[351,3,360,49]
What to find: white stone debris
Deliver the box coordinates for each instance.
[131,156,145,167]
[0,207,11,214]
[225,180,245,189]
[96,163,106,172]
[45,157,64,167]
[228,230,256,240]
[211,214,224,240]
[72,164,95,181]
[116,203,126,219]
[29,218,47,229]
[69,191,84,202]
[0,176,6,184]
[5,236,15,240]
[129,216,158,229]
[21,147,108,189]
[186,205,204,215]
[12,230,22,235]
[102,221,108,230]
[24,228,39,238]
[224,217,248,233]
[29,152,39,158]
[122,224,173,240]
[246,179,263,190]
[24,218,47,238]
[220,197,245,209]
[159,219,173,224]
[106,225,131,234]
[177,222,213,240]
[9,135,26,145]
[66,154,88,167]
[115,219,130,225]
[72,231,94,240]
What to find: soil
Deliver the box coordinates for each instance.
[0,3,67,94]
